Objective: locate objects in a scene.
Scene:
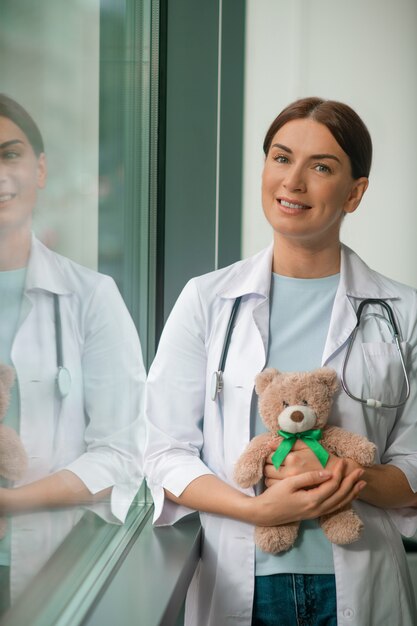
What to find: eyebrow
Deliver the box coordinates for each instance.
[271,143,341,164]
[0,139,24,150]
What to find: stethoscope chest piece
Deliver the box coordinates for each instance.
[211,371,223,401]
[57,366,71,398]
[211,296,242,402]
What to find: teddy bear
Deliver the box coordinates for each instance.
[234,367,376,554]
[0,362,28,538]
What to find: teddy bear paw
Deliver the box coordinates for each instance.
[320,507,363,544]
[357,443,377,467]
[234,464,261,488]
[255,523,299,554]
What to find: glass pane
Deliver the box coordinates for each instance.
[0,0,153,619]
[1,0,100,269]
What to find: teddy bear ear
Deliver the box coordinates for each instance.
[0,363,15,421]
[255,368,280,395]
[0,363,15,389]
[314,367,339,393]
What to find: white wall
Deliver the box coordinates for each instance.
[243,0,417,288]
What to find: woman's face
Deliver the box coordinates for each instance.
[262,118,368,247]
[0,116,46,234]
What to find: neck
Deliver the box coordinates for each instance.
[0,228,31,270]
[272,235,341,278]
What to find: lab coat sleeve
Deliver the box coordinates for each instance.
[144,278,215,526]
[64,276,146,523]
[381,291,417,536]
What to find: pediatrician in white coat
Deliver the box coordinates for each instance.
[145,98,417,625]
[0,94,145,606]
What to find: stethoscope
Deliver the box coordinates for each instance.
[341,298,409,408]
[53,293,71,398]
[210,296,410,409]
[210,296,242,401]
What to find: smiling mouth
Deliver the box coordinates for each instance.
[278,198,311,210]
[0,194,15,203]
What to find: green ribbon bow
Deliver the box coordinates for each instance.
[271,429,329,469]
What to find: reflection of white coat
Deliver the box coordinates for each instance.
[10,236,146,599]
[145,243,417,626]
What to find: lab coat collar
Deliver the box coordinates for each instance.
[25,235,72,295]
[216,241,397,302]
[217,241,396,300]
[217,243,274,299]
[216,240,399,365]
[340,244,397,301]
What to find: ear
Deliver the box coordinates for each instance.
[343,177,368,215]
[255,368,279,395]
[37,153,47,189]
[314,367,339,394]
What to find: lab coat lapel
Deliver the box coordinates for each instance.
[26,235,71,295]
[12,236,73,477]
[322,244,397,365]
[218,243,273,373]
[216,246,272,465]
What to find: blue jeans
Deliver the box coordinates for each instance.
[252,574,337,626]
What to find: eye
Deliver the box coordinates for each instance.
[282,401,289,408]
[274,154,289,164]
[302,399,308,406]
[2,150,20,160]
[314,163,331,174]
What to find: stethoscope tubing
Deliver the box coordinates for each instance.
[211,296,242,401]
[53,293,71,398]
[340,298,410,409]
[212,296,410,409]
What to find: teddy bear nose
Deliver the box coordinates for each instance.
[290,410,304,423]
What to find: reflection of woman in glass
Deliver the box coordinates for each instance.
[0,94,145,607]
[145,99,417,625]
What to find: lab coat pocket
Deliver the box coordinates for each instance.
[361,341,409,407]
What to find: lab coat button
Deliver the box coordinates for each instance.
[343,608,354,619]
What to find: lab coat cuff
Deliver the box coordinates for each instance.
[148,465,215,526]
[387,508,417,538]
[384,460,417,536]
[389,459,417,494]
[64,458,142,522]
[148,483,196,526]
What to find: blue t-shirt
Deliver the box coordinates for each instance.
[0,267,26,566]
[254,271,339,576]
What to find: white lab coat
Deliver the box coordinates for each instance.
[145,243,417,626]
[9,236,146,599]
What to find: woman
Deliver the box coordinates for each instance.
[0,94,145,604]
[144,98,417,625]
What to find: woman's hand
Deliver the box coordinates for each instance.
[253,459,365,527]
[263,441,416,509]
[263,441,359,488]
[165,462,365,527]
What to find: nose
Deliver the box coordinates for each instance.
[283,166,306,193]
[290,410,304,423]
[0,162,8,183]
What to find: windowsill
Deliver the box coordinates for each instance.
[0,496,201,626]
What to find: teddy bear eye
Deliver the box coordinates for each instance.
[302,399,308,406]
[283,401,289,408]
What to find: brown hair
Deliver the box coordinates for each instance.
[263,97,372,179]
[0,94,44,156]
